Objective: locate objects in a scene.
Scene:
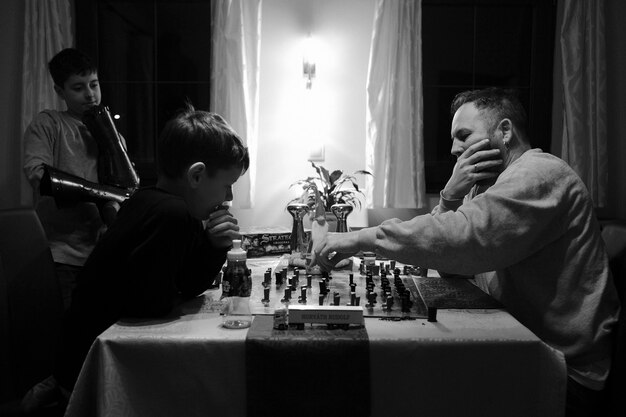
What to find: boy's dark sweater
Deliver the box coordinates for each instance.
[56,186,228,388]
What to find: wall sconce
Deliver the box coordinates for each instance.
[302,35,316,89]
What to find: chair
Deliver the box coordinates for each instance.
[0,208,63,401]
[600,220,626,417]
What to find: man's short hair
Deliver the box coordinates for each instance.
[157,105,250,179]
[48,48,98,88]
[451,87,529,140]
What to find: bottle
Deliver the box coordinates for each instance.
[221,239,253,329]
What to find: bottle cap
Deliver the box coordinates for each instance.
[227,239,247,261]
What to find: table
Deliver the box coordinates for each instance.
[64,258,566,417]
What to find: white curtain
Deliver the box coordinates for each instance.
[365,0,425,209]
[211,0,262,209]
[20,0,73,206]
[553,0,607,207]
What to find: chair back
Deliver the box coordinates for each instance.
[601,221,626,417]
[0,208,63,400]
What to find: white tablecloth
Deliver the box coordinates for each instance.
[64,294,566,417]
[64,257,566,417]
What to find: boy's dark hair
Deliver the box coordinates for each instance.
[48,48,98,87]
[157,105,250,179]
[451,87,529,141]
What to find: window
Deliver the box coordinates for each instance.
[76,1,555,191]
[75,0,213,184]
[421,0,556,193]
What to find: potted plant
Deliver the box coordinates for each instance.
[289,162,372,223]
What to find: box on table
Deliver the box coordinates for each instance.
[240,227,311,257]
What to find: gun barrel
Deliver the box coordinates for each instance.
[40,164,132,205]
[83,105,140,190]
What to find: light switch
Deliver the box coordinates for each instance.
[308,144,325,162]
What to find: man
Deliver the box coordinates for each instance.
[313,88,620,416]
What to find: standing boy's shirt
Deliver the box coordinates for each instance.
[55,186,229,388]
[23,109,103,266]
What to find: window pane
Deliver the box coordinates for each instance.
[422,4,474,86]
[474,5,533,87]
[100,81,155,168]
[98,2,155,82]
[156,2,211,82]
[423,86,461,193]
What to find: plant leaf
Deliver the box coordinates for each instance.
[291,163,372,212]
[312,162,331,186]
[329,170,343,185]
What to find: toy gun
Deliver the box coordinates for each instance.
[83,105,140,190]
[40,164,132,205]
[40,105,140,205]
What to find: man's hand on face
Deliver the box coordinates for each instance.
[205,207,240,248]
[442,139,502,200]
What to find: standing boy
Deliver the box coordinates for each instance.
[21,106,249,413]
[23,48,121,310]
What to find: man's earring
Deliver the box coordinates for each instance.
[503,141,509,150]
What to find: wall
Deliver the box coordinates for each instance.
[230,0,376,231]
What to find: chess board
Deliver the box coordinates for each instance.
[248,261,429,318]
[235,256,503,319]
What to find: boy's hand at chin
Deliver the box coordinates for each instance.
[204,208,240,248]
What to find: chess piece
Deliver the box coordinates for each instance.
[319,280,327,295]
[365,292,377,308]
[281,288,292,303]
[401,293,412,312]
[428,307,437,322]
[298,286,308,304]
[262,287,271,305]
